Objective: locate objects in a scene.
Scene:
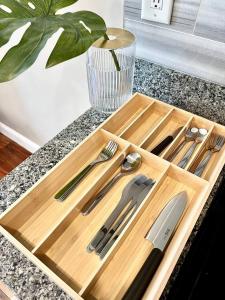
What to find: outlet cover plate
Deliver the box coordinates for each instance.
[141,0,174,24]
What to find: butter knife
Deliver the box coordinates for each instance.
[87,175,149,253]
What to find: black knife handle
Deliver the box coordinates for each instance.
[122,248,163,300]
[151,136,174,156]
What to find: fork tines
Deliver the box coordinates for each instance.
[104,140,118,157]
[193,133,225,177]
[215,135,225,149]
[209,134,225,150]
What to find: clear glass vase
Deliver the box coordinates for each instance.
[86,28,136,114]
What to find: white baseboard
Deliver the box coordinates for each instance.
[0,122,40,153]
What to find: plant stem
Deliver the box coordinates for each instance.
[104,33,121,71]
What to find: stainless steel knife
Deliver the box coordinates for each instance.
[122,191,188,300]
[87,175,152,253]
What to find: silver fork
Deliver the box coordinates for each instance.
[55,140,118,201]
[167,127,199,162]
[194,134,225,177]
[95,178,155,255]
[97,179,155,258]
[86,175,149,252]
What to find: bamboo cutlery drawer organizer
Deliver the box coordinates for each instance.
[1,93,225,300]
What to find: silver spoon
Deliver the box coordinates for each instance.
[167,127,199,162]
[178,128,208,169]
[81,152,142,215]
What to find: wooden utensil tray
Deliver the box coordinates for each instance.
[1,93,225,300]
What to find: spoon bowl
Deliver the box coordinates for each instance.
[121,152,142,173]
[81,152,142,215]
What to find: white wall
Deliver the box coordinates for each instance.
[0,0,124,147]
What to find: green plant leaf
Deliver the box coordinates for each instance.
[0,0,106,82]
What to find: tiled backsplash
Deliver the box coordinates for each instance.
[195,0,225,43]
[124,0,225,86]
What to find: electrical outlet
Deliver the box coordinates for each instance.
[150,0,163,10]
[141,0,174,24]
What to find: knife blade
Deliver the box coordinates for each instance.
[122,191,188,300]
[151,126,183,156]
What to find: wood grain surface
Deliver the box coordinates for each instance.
[0,133,31,178]
[0,93,225,300]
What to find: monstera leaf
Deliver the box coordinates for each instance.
[0,0,106,82]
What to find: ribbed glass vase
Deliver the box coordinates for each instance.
[86,28,136,114]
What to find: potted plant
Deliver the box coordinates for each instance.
[0,0,136,112]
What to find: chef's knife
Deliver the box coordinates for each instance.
[122,191,188,300]
[151,126,183,156]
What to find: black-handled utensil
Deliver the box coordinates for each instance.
[122,191,188,300]
[151,127,183,156]
[123,248,163,300]
[151,136,173,155]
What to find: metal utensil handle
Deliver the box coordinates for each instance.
[96,202,135,254]
[98,176,145,232]
[87,176,148,252]
[81,173,123,215]
[100,182,154,256]
[167,140,186,162]
[55,163,94,201]
[87,194,132,251]
[194,150,212,177]
[99,180,155,258]
[99,237,116,259]
[99,205,137,259]
[87,183,133,251]
[178,142,197,169]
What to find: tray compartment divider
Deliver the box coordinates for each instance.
[162,116,194,159]
[30,162,169,297]
[167,164,209,188]
[120,103,173,146]
[0,225,83,300]
[0,93,225,300]
[118,101,155,137]
[0,130,129,250]
[138,108,175,149]
[102,93,153,136]
[142,179,210,300]
[163,115,214,168]
[0,129,110,224]
[84,165,209,300]
[184,125,214,172]
[188,123,225,181]
[31,147,131,254]
[140,108,193,152]
[79,166,170,297]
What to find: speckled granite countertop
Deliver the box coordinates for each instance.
[0,59,225,300]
